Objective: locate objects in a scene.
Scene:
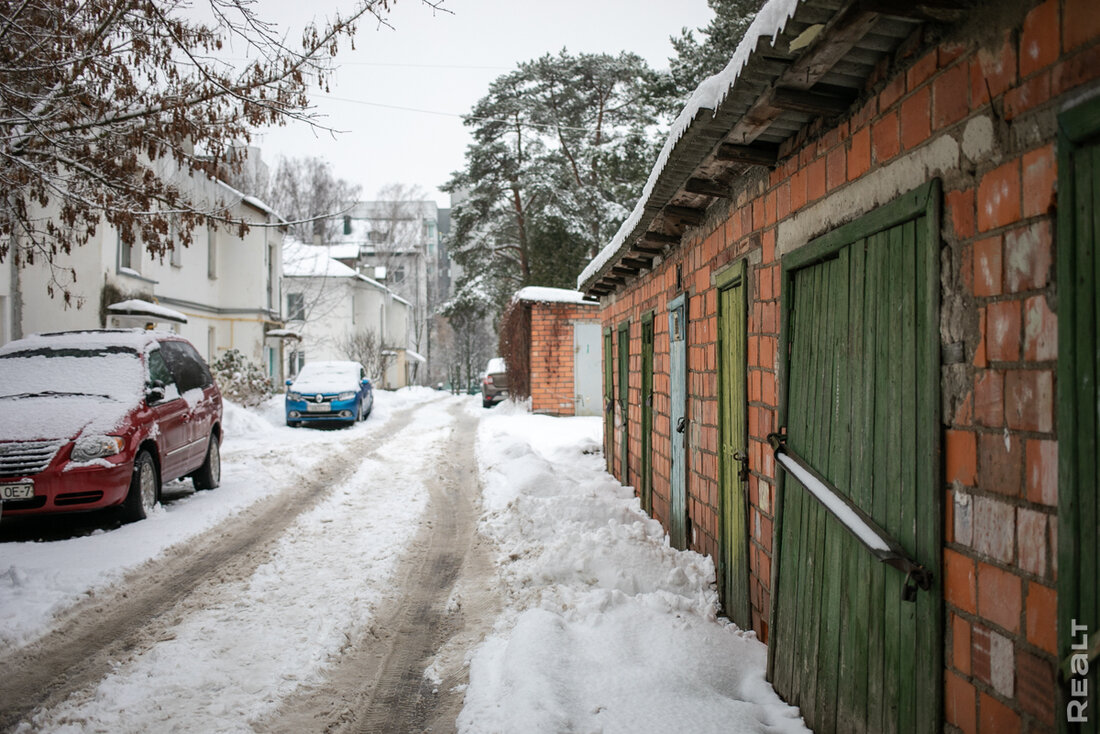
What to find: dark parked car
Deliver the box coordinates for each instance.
[0,330,223,522]
[481,357,509,408]
[284,360,373,427]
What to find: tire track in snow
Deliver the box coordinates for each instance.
[0,396,452,733]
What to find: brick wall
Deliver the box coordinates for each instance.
[528,301,598,416]
[597,0,1098,729]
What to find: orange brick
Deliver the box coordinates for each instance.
[945,547,978,614]
[933,62,970,129]
[973,370,1004,428]
[979,692,1020,734]
[826,146,846,191]
[977,161,1021,233]
[907,51,938,90]
[1020,0,1059,78]
[1025,581,1057,654]
[946,670,978,734]
[872,110,900,162]
[1023,295,1057,362]
[900,86,931,150]
[977,562,1022,633]
[1052,44,1100,96]
[1064,0,1100,51]
[953,613,973,675]
[1005,71,1051,120]
[946,429,978,486]
[1025,439,1057,506]
[1004,221,1052,292]
[879,74,905,110]
[972,236,1002,297]
[970,32,1017,105]
[806,157,826,202]
[985,300,1021,362]
[947,188,976,240]
[1022,144,1056,217]
[848,126,871,180]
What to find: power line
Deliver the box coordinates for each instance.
[314,94,592,132]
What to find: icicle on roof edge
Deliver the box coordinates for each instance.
[577,0,802,289]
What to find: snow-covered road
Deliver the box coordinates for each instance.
[0,389,807,733]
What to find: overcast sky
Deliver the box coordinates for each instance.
[251,0,715,208]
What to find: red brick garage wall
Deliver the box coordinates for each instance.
[597,1,1097,729]
[529,301,599,416]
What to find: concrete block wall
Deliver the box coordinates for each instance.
[597,0,1098,728]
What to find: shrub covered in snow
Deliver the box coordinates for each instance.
[210,349,273,407]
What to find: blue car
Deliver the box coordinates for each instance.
[285,360,373,428]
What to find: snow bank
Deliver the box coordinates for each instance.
[459,412,807,733]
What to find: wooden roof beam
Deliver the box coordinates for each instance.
[664,205,706,226]
[641,231,680,246]
[715,142,780,167]
[685,178,731,199]
[620,256,651,270]
[770,86,855,117]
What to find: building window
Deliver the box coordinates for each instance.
[287,292,305,321]
[207,224,217,279]
[118,230,139,273]
[392,264,406,284]
[344,216,352,235]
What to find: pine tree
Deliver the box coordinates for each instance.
[669,0,765,99]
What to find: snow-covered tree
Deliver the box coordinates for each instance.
[669,0,764,99]
[444,50,672,319]
[0,0,422,303]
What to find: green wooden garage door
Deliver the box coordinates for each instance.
[1058,99,1100,734]
[769,181,942,734]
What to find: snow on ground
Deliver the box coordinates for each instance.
[0,387,440,651]
[457,404,808,733]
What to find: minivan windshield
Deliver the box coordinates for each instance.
[0,347,145,402]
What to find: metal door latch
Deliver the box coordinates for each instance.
[733,450,749,481]
[676,416,687,433]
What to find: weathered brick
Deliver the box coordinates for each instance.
[973,370,1004,428]
[979,691,1020,734]
[1005,369,1054,432]
[946,429,978,485]
[973,495,1015,563]
[1052,44,1100,96]
[933,62,970,129]
[953,612,972,675]
[979,430,1023,497]
[978,562,1022,633]
[978,161,1021,233]
[973,235,1002,297]
[946,670,978,734]
[871,110,900,162]
[1022,144,1056,217]
[1004,71,1051,120]
[908,51,938,90]
[826,146,846,191]
[1017,648,1056,724]
[1017,507,1049,578]
[1025,439,1057,506]
[1064,0,1100,51]
[1025,581,1057,654]
[973,623,1015,698]
[985,300,1020,362]
[945,547,977,614]
[971,32,1017,106]
[848,126,871,180]
[1004,221,1052,292]
[1023,294,1057,361]
[947,187,977,240]
[806,157,826,202]
[1020,0,1059,78]
[901,86,932,149]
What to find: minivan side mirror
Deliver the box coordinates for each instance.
[146,384,166,404]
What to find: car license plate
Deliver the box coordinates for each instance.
[306,403,331,412]
[0,482,34,501]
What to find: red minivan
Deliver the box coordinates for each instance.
[0,330,223,522]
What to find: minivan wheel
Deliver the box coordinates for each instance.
[192,433,221,490]
[122,450,158,523]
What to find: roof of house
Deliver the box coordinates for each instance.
[513,286,599,306]
[578,0,954,296]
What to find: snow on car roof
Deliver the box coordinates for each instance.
[0,328,178,355]
[486,358,506,374]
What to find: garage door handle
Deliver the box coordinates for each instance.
[676,417,687,434]
[767,430,933,601]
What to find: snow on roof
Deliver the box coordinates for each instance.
[326,242,361,260]
[578,0,801,289]
[107,299,188,324]
[405,349,427,364]
[282,238,359,279]
[514,286,597,306]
